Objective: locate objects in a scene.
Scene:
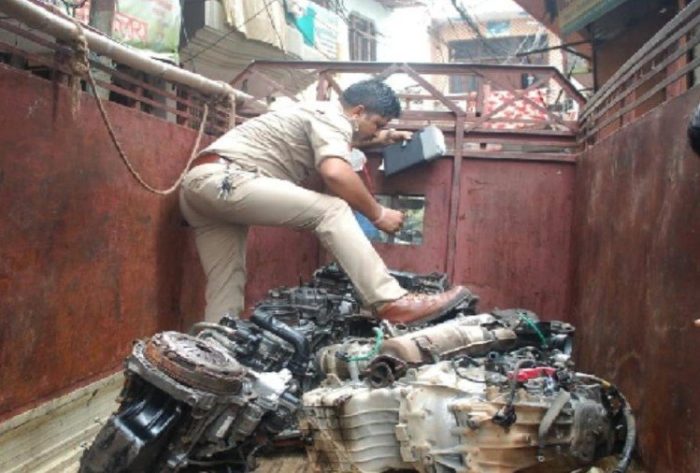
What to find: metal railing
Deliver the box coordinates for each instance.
[233,60,586,155]
[0,0,261,136]
[580,0,700,144]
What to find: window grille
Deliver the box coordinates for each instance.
[349,13,377,61]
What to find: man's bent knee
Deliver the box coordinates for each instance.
[321,196,352,220]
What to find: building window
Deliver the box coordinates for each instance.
[448,35,548,93]
[349,13,377,61]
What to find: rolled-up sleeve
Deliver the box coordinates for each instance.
[308,110,353,168]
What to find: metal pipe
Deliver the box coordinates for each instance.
[612,402,636,473]
[250,307,310,379]
[189,322,237,338]
[0,0,256,107]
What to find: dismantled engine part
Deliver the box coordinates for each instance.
[378,310,576,365]
[143,331,246,394]
[80,264,634,473]
[302,359,627,473]
[81,330,299,473]
[379,314,518,364]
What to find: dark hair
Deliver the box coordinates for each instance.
[341,79,401,119]
[688,103,700,156]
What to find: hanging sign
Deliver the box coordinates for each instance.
[285,0,342,59]
[112,0,182,63]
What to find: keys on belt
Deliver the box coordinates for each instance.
[188,153,250,200]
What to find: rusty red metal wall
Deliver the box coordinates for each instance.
[0,65,318,420]
[0,64,576,421]
[453,159,575,319]
[313,152,575,322]
[366,155,575,320]
[572,86,700,472]
[244,228,320,308]
[367,157,452,274]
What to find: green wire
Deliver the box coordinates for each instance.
[519,313,548,348]
[348,327,384,362]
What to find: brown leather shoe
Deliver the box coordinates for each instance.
[376,285,470,326]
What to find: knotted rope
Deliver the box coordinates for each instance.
[67,18,213,195]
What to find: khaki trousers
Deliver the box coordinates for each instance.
[179,163,407,322]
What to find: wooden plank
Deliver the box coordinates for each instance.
[0,373,123,473]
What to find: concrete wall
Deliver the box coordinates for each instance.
[571,83,700,473]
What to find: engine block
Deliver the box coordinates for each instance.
[80,265,633,473]
[302,359,618,473]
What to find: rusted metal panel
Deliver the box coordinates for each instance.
[579,1,700,144]
[234,61,586,104]
[0,19,235,135]
[365,152,575,323]
[244,227,320,312]
[366,157,453,274]
[0,65,315,420]
[572,85,700,473]
[447,115,466,279]
[452,159,575,320]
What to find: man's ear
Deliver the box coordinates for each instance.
[349,104,365,117]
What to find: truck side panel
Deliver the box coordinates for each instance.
[572,84,700,473]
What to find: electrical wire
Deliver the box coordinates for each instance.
[263,0,286,53]
[347,327,383,362]
[436,0,554,67]
[448,0,510,58]
[504,26,546,65]
[519,313,548,347]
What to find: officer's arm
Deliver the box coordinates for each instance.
[318,157,403,233]
[353,129,413,149]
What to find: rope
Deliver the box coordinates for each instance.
[216,81,238,129]
[67,18,210,196]
[66,18,89,118]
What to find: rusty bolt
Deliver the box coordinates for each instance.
[694,319,700,328]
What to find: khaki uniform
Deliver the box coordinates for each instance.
[180,101,407,322]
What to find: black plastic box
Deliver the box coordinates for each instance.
[382,125,446,176]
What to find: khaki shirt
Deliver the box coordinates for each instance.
[202,100,353,184]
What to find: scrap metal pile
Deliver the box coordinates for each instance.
[80,264,635,473]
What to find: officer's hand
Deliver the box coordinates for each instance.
[374,207,404,234]
[377,129,413,145]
